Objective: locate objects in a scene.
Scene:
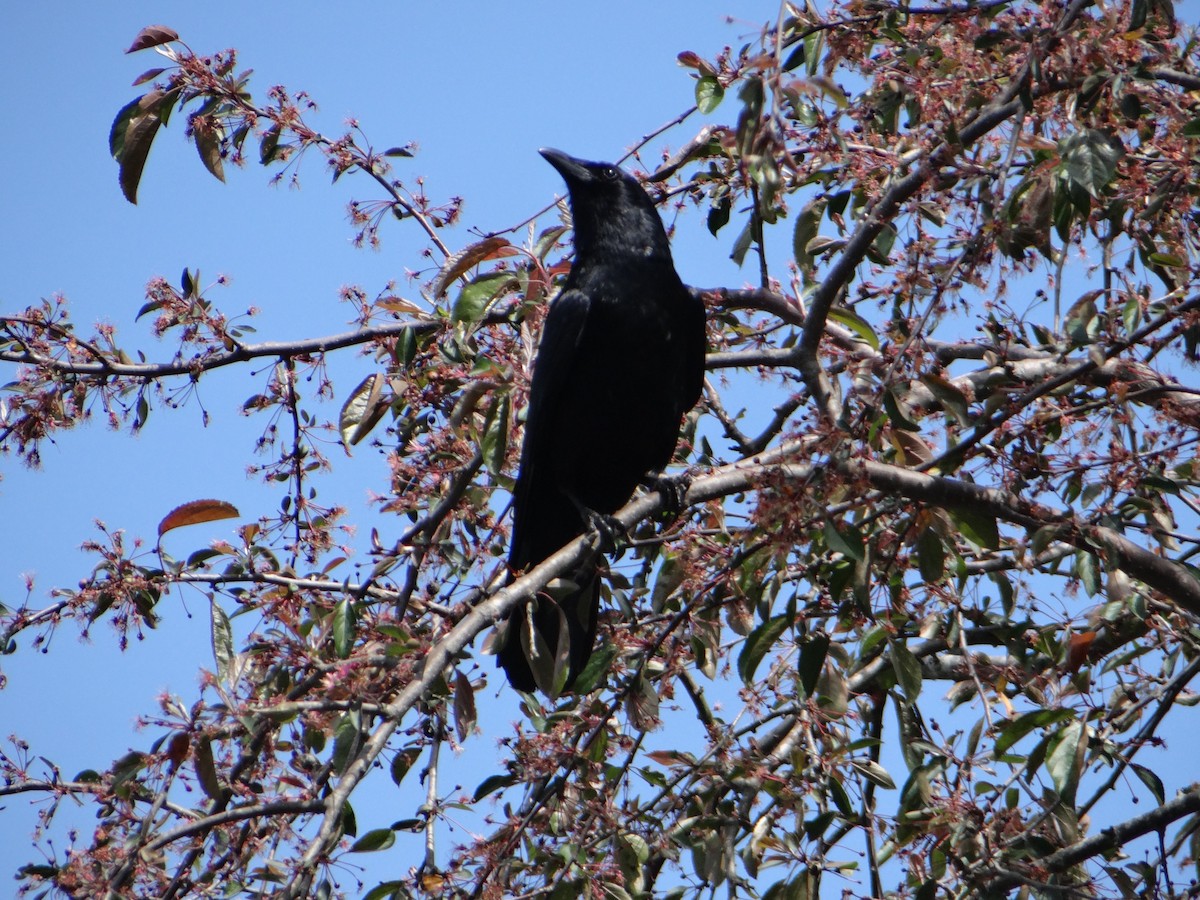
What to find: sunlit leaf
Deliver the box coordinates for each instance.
[695,75,725,114]
[432,237,515,299]
[158,499,240,537]
[339,373,388,450]
[211,601,234,684]
[826,306,879,349]
[451,272,517,323]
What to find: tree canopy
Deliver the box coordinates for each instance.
[5,1,1200,897]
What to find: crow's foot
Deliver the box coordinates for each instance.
[643,472,692,516]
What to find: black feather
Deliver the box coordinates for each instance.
[496,149,706,694]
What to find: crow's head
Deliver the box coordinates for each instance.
[540,148,672,263]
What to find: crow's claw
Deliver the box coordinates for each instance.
[643,472,692,515]
[582,508,627,554]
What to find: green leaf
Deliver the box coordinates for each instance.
[917,527,945,583]
[949,506,999,551]
[826,306,880,350]
[331,714,360,774]
[866,223,896,265]
[473,772,518,803]
[1147,252,1187,268]
[824,520,865,561]
[695,75,725,114]
[211,600,233,684]
[994,708,1075,757]
[363,882,406,900]
[260,123,283,164]
[707,193,731,236]
[890,640,922,705]
[1058,129,1125,199]
[194,738,223,800]
[729,219,755,267]
[451,272,515,323]
[332,598,356,659]
[798,634,830,698]
[1131,762,1165,805]
[1046,719,1084,801]
[1075,550,1101,596]
[738,615,790,684]
[850,758,896,789]
[568,643,618,694]
[481,395,509,475]
[793,197,828,275]
[350,828,396,853]
[390,746,421,786]
[918,374,971,427]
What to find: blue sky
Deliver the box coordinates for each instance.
[0,1,762,891]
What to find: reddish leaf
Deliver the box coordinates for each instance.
[453,670,477,742]
[132,67,167,86]
[1065,631,1098,673]
[158,499,240,537]
[126,25,180,54]
[165,732,190,768]
[111,91,171,204]
[429,236,516,298]
[193,117,226,182]
[645,750,697,767]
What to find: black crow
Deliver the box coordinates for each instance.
[496,148,706,694]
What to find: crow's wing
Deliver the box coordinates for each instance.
[508,287,591,568]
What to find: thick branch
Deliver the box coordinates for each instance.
[853,459,1200,616]
[980,784,1200,893]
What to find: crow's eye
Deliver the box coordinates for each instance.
[600,166,619,181]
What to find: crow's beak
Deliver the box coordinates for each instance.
[539,147,593,184]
